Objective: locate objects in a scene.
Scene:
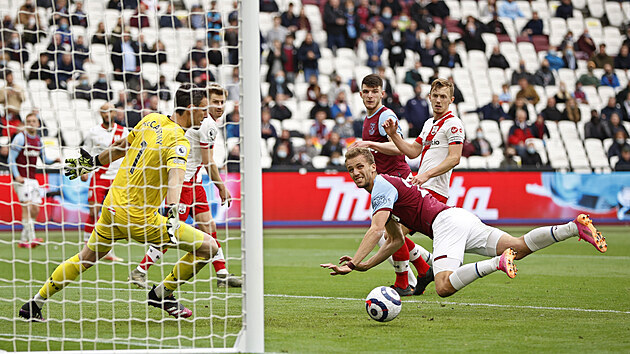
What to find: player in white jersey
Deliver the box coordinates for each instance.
[80,103,127,261]
[129,84,241,289]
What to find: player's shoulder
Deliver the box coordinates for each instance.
[11,131,25,145]
[380,107,398,120]
[444,114,463,128]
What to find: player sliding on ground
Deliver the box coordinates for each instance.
[129,83,241,289]
[321,148,607,297]
[19,84,218,321]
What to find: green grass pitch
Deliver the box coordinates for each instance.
[0,225,629,352]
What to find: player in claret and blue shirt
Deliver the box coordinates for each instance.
[9,113,60,248]
[321,148,608,298]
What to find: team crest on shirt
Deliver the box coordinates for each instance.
[208,127,217,140]
[369,122,376,135]
[431,125,439,135]
[371,195,389,210]
[175,145,188,157]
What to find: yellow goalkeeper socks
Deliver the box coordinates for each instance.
[161,253,208,293]
[38,254,87,299]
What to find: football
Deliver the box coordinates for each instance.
[365,286,402,322]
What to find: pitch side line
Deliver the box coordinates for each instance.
[0,333,185,349]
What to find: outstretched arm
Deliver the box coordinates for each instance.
[97,137,130,165]
[382,118,423,158]
[350,139,403,155]
[356,218,405,271]
[410,143,462,186]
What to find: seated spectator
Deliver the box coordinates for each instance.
[267,15,289,47]
[92,72,114,101]
[521,142,544,167]
[71,1,88,27]
[601,63,620,88]
[591,44,613,69]
[561,98,581,122]
[56,53,75,89]
[498,83,512,104]
[226,144,240,172]
[261,108,277,140]
[404,61,424,87]
[485,12,508,36]
[615,45,630,70]
[516,78,540,105]
[28,53,55,89]
[544,47,564,71]
[111,32,140,82]
[5,32,28,63]
[578,61,600,86]
[500,146,520,169]
[554,82,571,103]
[418,37,438,68]
[426,0,450,20]
[268,71,293,100]
[321,131,344,157]
[468,94,508,122]
[270,93,293,121]
[439,43,462,68]
[577,29,596,59]
[511,60,534,85]
[559,31,575,52]
[498,0,524,20]
[601,97,622,122]
[508,109,533,156]
[73,74,91,101]
[323,0,347,50]
[615,145,630,171]
[159,3,182,28]
[280,2,298,32]
[306,75,321,102]
[405,83,431,137]
[150,75,171,101]
[189,4,205,29]
[310,94,332,119]
[608,130,630,159]
[298,33,321,81]
[405,20,421,52]
[508,97,530,121]
[461,17,485,52]
[521,11,543,36]
[310,110,330,141]
[585,110,612,140]
[540,98,563,121]
[609,113,629,137]
[330,91,352,120]
[266,40,287,83]
[294,135,318,167]
[0,71,25,124]
[534,59,556,86]
[296,6,311,32]
[260,0,279,12]
[225,106,240,139]
[365,26,384,69]
[92,22,108,45]
[621,92,630,122]
[562,44,577,70]
[129,2,150,29]
[326,150,345,168]
[488,46,509,69]
[73,35,90,70]
[471,127,493,157]
[384,19,406,70]
[332,113,354,139]
[555,0,573,19]
[207,41,223,66]
[271,129,294,166]
[572,82,588,104]
[530,114,550,139]
[282,35,298,84]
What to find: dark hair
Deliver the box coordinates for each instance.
[361,74,383,89]
[175,83,206,115]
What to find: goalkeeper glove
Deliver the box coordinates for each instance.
[164,203,180,244]
[65,148,100,180]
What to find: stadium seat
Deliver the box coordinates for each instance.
[588,0,606,18]
[584,18,603,44]
[454,156,468,169]
[566,18,585,37]
[467,156,488,169]
[499,42,520,69]
[480,120,503,148]
[311,156,329,169]
[604,27,623,55]
[584,138,610,168]
[546,139,570,169]
[486,152,503,169]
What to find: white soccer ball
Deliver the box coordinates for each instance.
[365,286,402,322]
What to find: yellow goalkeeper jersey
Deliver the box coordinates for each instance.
[104,113,190,218]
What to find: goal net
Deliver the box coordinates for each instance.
[0,0,262,352]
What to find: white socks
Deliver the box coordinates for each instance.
[392,260,410,274]
[136,246,164,274]
[448,257,500,291]
[33,293,46,308]
[409,243,433,266]
[21,218,34,242]
[154,283,173,298]
[211,247,225,263]
[523,222,576,252]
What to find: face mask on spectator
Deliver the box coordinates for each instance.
[98,78,106,83]
[277,150,288,158]
[60,23,68,30]
[476,132,484,139]
[331,157,341,165]
[81,79,88,86]
[527,146,536,154]
[336,116,345,125]
[617,138,626,145]
[28,17,36,26]
[276,76,285,84]
[383,12,392,19]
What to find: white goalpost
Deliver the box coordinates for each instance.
[0,0,263,352]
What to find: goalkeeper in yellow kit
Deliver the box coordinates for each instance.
[19,83,218,320]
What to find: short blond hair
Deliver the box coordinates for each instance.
[430,78,454,98]
[207,83,228,99]
[345,147,375,165]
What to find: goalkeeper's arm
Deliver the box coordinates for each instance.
[96,137,129,165]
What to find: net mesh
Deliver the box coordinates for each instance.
[0,0,244,351]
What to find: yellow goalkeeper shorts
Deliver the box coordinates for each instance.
[88,206,205,253]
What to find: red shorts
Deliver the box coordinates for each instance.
[178,182,210,220]
[427,189,448,204]
[88,177,112,205]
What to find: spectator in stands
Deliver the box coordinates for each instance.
[159,3,182,29]
[260,0,279,13]
[617,82,630,105]
[225,18,238,65]
[488,46,509,69]
[485,12,508,36]
[558,31,575,52]
[562,44,577,70]
[344,0,360,48]
[225,144,240,172]
[92,22,108,45]
[540,98,562,122]
[384,19,406,69]
[331,91,352,120]
[600,63,620,89]
[206,1,222,44]
[615,145,630,171]
[267,16,289,47]
[272,142,294,166]
[404,61,424,87]
[530,114,550,139]
[49,0,69,26]
[106,0,137,10]
[365,26,384,69]
[279,2,298,32]
[73,74,91,101]
[92,72,114,101]
[55,53,75,89]
[17,0,40,27]
[28,52,55,89]
[73,35,89,70]
[70,1,88,27]
[306,74,321,102]
[448,76,465,105]
[469,94,509,122]
[282,35,298,84]
[615,45,630,71]
[479,0,497,18]
[620,92,630,122]
[544,47,564,71]
[147,40,167,65]
[516,77,540,105]
[332,113,354,139]
[296,7,311,32]
[130,2,150,29]
[522,11,543,37]
[6,32,28,63]
[325,150,344,168]
[508,109,533,157]
[499,83,512,104]
[413,6,435,34]
[21,11,46,45]
[403,83,430,137]
[111,32,140,82]
[471,127,493,157]
[189,40,206,65]
[578,61,600,86]
[511,60,534,85]
[555,0,573,19]
[601,97,622,122]
[521,142,544,167]
[310,94,332,120]
[0,70,25,122]
[226,106,240,139]
[608,130,630,159]
[189,4,205,29]
[405,20,421,51]
[261,108,277,140]
[498,0,524,20]
[268,94,292,122]
[462,19,485,52]
[380,0,402,16]
[440,43,462,68]
[176,59,198,84]
[324,0,347,51]
[426,0,450,20]
[553,82,570,104]
[321,131,344,157]
[585,110,612,140]
[576,29,596,59]
[508,97,530,121]
[207,41,223,66]
[378,67,395,104]
[269,71,293,100]
[294,136,317,167]
[310,109,330,141]
[534,59,556,86]
[591,44,613,69]
[572,82,588,104]
[562,97,581,122]
[418,37,438,68]
[608,113,628,137]
[500,146,520,168]
[267,40,287,83]
[298,32,321,81]
[114,91,141,128]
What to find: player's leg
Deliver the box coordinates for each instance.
[398,225,434,296]
[18,203,31,247]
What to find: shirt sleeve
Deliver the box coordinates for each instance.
[164,134,190,172]
[199,119,218,149]
[377,110,403,137]
[445,119,465,144]
[371,175,399,215]
[9,133,24,178]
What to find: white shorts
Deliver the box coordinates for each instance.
[431,208,504,275]
[14,178,42,204]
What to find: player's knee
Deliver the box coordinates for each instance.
[434,273,456,297]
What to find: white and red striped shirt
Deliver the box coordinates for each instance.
[414,111,464,198]
[84,123,128,180]
[184,117,219,182]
